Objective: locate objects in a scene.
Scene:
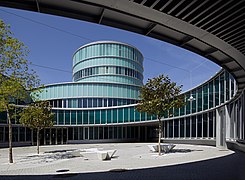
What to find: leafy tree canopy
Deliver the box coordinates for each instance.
[19,101,54,130]
[136,74,184,118]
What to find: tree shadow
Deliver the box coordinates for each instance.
[1,151,244,180]
[170,148,203,153]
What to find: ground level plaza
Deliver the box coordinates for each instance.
[0,143,244,180]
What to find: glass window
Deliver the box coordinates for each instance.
[83,99,88,108]
[174,107,179,117]
[107,109,112,123]
[215,77,219,106]
[104,127,108,139]
[89,110,94,124]
[130,107,135,122]
[174,119,179,138]
[88,98,92,108]
[98,98,102,107]
[83,110,88,124]
[135,110,140,121]
[186,93,190,115]
[169,121,173,138]
[197,88,202,112]
[79,127,83,140]
[180,118,184,138]
[94,127,98,140]
[124,108,129,122]
[77,111,82,124]
[95,110,100,124]
[186,117,190,138]
[203,113,208,137]
[65,110,70,125]
[74,127,78,140]
[71,111,76,125]
[93,98,97,108]
[118,108,123,123]
[89,127,93,140]
[209,81,214,108]
[191,116,196,138]
[203,84,208,110]
[113,109,117,123]
[101,110,106,124]
[58,110,64,125]
[197,115,202,138]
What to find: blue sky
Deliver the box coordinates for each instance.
[0,7,220,92]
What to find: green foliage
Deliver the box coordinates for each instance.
[19,101,55,130]
[0,19,40,114]
[0,19,41,162]
[136,74,184,118]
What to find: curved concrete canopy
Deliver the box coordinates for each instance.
[1,0,245,94]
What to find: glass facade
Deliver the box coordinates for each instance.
[1,41,245,147]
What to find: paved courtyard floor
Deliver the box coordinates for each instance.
[0,143,244,180]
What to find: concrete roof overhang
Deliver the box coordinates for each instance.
[1,0,245,94]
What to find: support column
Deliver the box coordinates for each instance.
[216,107,226,148]
[225,104,231,140]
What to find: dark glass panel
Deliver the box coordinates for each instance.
[191,116,196,138]
[197,115,202,138]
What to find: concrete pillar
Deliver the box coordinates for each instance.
[225,104,231,139]
[216,107,227,148]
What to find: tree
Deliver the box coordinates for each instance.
[0,19,40,163]
[136,74,184,155]
[19,101,54,154]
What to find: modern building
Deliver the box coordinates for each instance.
[0,41,244,150]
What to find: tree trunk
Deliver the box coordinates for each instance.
[158,116,162,156]
[37,128,40,154]
[6,107,13,163]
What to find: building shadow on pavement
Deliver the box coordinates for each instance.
[1,151,244,180]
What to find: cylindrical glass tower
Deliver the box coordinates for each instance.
[72,41,144,86]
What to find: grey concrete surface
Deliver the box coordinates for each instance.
[0,143,244,180]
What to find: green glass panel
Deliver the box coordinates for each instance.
[186,93,190,115]
[89,110,94,124]
[135,109,140,121]
[141,112,146,121]
[130,107,135,122]
[113,109,117,123]
[71,111,76,125]
[203,84,208,110]
[65,110,70,125]
[180,106,185,116]
[58,110,64,125]
[118,108,123,123]
[95,110,100,124]
[174,107,179,117]
[209,81,214,108]
[124,108,129,122]
[83,110,88,124]
[107,109,112,123]
[77,111,82,124]
[215,77,219,106]
[101,110,106,124]
[197,88,202,112]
